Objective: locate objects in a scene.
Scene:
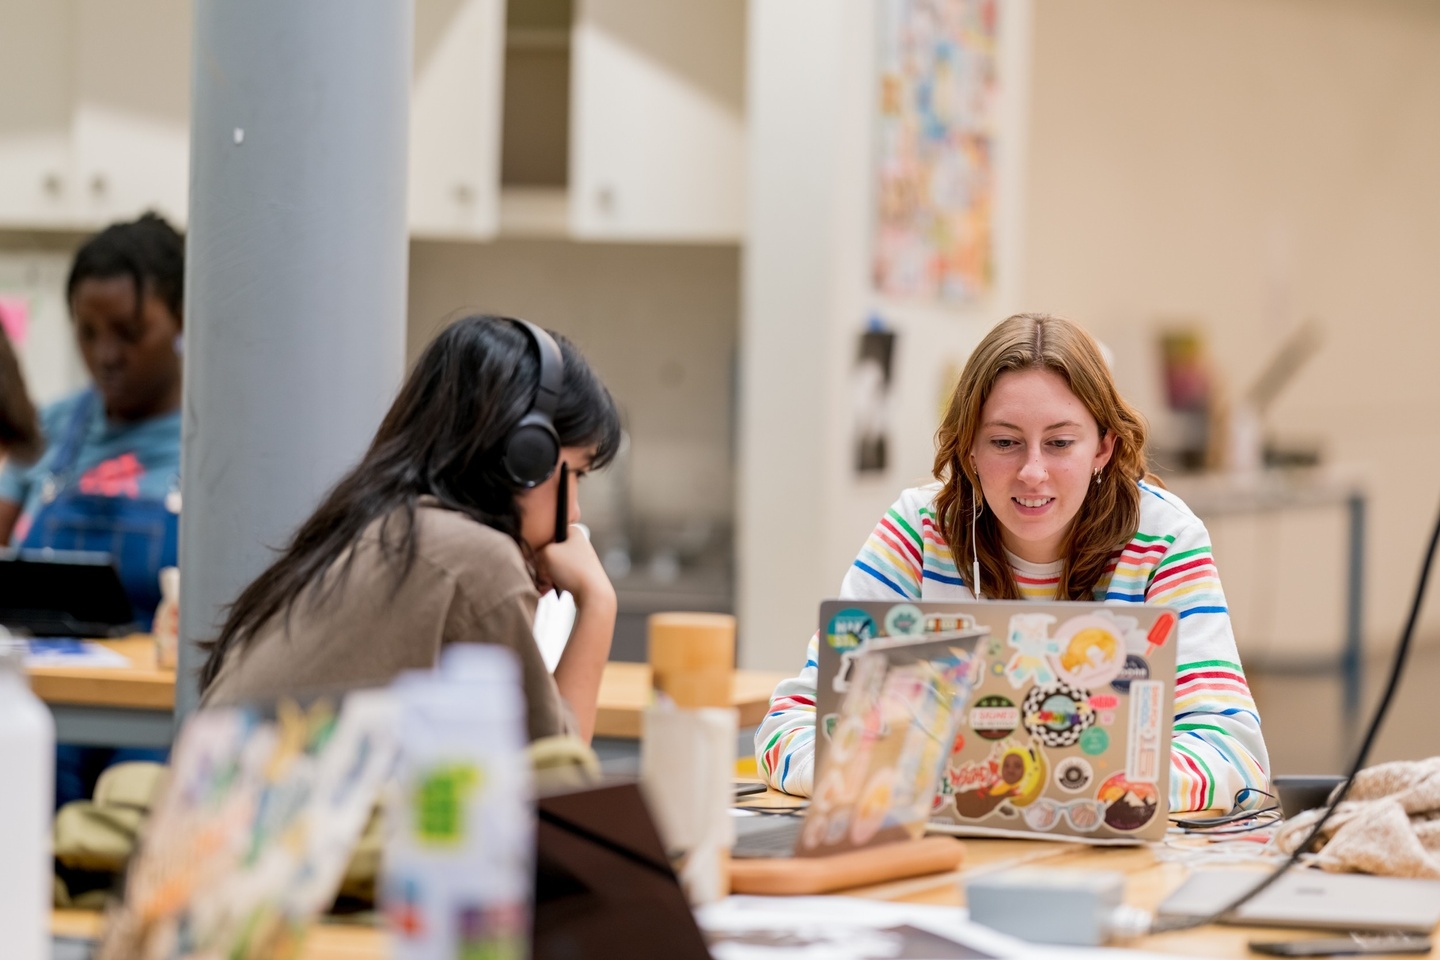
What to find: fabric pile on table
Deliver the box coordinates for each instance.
[1274,756,1440,878]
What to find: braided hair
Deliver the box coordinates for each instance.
[66,212,184,321]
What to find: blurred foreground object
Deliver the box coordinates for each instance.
[641,612,737,905]
[0,636,54,960]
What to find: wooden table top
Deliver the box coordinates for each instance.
[60,835,1426,958]
[27,636,175,710]
[27,638,787,739]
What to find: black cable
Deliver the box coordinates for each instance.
[1151,490,1440,935]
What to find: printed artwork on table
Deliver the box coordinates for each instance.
[943,737,1048,820]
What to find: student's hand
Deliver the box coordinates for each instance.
[536,526,616,609]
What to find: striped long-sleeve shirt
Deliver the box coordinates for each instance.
[755,480,1271,814]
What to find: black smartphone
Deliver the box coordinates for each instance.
[553,462,568,544]
[734,781,767,799]
[1250,934,1432,957]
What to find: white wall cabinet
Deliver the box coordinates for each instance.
[70,0,191,227]
[0,0,746,242]
[569,0,746,242]
[410,0,506,240]
[0,0,190,230]
[0,0,79,227]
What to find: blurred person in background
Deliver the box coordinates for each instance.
[0,213,183,623]
[0,212,184,808]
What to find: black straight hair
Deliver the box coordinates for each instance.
[197,314,622,691]
[66,212,184,320]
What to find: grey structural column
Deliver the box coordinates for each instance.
[177,0,412,720]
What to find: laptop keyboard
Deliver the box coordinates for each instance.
[731,813,804,859]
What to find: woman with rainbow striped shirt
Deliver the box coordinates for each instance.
[757,313,1270,814]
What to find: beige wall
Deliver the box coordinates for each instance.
[1022,0,1440,656]
[407,239,740,527]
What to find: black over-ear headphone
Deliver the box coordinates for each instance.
[502,318,564,488]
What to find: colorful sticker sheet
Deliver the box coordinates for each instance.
[800,629,984,857]
[98,691,400,960]
[873,0,998,303]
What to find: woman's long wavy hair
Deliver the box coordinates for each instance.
[933,313,1158,601]
[198,314,621,691]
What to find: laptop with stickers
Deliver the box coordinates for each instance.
[815,599,1179,844]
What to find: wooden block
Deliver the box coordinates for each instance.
[728,836,965,896]
[648,612,735,709]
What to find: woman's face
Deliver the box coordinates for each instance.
[72,276,182,421]
[970,367,1115,564]
[516,445,594,552]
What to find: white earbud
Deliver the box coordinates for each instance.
[971,480,982,601]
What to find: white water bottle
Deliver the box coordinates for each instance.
[383,644,534,960]
[0,634,56,960]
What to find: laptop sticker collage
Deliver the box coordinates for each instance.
[814,601,1178,845]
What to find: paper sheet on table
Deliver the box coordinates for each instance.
[697,896,1179,960]
[24,638,133,669]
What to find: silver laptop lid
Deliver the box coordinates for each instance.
[816,600,1179,844]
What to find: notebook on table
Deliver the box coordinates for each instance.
[814,599,1180,845]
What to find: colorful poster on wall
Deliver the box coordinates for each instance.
[873,0,998,304]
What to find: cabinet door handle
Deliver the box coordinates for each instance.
[90,174,108,196]
[454,183,475,205]
[42,173,64,195]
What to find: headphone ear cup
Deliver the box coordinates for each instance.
[503,415,561,488]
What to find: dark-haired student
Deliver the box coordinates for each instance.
[201,315,622,744]
[0,212,183,621]
[0,213,184,808]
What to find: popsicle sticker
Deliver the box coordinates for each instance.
[1144,610,1177,657]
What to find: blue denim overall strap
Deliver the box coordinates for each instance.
[18,390,179,628]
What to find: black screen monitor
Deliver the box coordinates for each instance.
[0,549,138,637]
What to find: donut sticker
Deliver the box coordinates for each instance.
[883,603,925,637]
[1021,681,1096,748]
[1097,773,1160,832]
[1111,655,1150,694]
[969,695,1019,741]
[1052,615,1127,689]
[1054,756,1094,793]
[850,769,895,846]
[825,607,875,651]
